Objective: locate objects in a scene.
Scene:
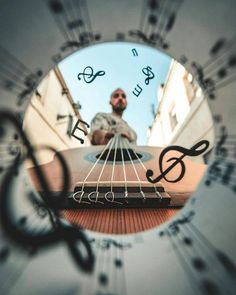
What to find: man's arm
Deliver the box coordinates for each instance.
[90,113,115,145]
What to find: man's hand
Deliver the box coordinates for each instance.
[92,130,115,145]
[92,130,133,145]
[121,132,133,142]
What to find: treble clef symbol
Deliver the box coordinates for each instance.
[0,110,94,273]
[142,66,155,85]
[146,140,210,183]
[77,66,105,84]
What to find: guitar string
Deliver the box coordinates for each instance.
[89,134,118,204]
[118,135,129,198]
[119,137,146,199]
[72,135,115,203]
[122,136,163,199]
[105,134,123,204]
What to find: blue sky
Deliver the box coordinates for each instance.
[59,42,171,145]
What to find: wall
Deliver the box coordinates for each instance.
[147,61,215,163]
[23,68,90,166]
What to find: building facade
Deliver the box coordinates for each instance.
[147,61,215,163]
[23,67,89,165]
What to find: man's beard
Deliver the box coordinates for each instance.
[114,102,126,112]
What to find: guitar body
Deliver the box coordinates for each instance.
[28,144,206,234]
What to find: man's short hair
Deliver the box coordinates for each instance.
[110,88,125,100]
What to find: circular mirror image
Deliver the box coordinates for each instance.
[23,42,215,234]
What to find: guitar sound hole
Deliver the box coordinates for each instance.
[96,148,143,162]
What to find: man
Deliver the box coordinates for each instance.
[90,88,137,145]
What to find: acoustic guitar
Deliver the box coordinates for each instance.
[28,134,206,234]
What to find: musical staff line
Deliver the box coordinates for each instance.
[191,36,236,99]
[0,46,43,106]
[160,212,236,294]
[48,0,101,63]
[205,126,236,192]
[129,0,183,49]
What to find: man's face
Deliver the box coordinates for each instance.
[110,89,127,112]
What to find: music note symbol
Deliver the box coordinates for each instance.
[0,110,94,273]
[216,126,228,157]
[146,140,210,183]
[142,66,155,85]
[132,48,138,56]
[71,119,90,144]
[77,66,105,84]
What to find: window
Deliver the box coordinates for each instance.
[67,115,73,138]
[169,103,178,131]
[183,72,197,104]
[35,74,49,104]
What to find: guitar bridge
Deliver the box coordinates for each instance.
[68,181,171,208]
